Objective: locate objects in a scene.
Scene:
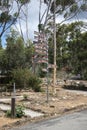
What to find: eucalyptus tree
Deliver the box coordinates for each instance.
[1,29,34,73]
[39,0,87,83]
[48,21,86,69]
[25,39,34,68]
[0,0,30,43]
[43,0,87,20]
[78,32,87,79]
[55,21,87,79]
[0,46,5,74]
[40,0,87,61]
[68,28,87,79]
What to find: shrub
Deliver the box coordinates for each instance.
[63,82,87,91]
[15,105,25,118]
[12,68,32,89]
[6,110,11,117]
[28,75,42,92]
[12,68,42,92]
[6,105,25,118]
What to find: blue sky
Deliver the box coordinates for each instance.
[13,0,47,42]
[1,0,87,47]
[1,0,44,47]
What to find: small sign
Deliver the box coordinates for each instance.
[34,31,39,35]
[37,59,48,64]
[48,64,54,68]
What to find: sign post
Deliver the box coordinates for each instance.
[33,31,49,103]
[53,0,57,95]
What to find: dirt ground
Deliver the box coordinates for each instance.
[1,81,87,129]
[0,117,19,127]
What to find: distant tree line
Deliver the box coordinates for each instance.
[48,21,87,79]
[0,29,42,92]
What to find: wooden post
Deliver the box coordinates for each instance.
[53,0,56,94]
[11,83,16,118]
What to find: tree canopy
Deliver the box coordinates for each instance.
[0,0,30,39]
[48,21,87,79]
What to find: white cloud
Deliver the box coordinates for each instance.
[14,0,47,42]
[10,0,87,42]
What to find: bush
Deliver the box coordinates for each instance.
[84,72,87,80]
[12,68,32,89]
[6,110,11,117]
[15,105,25,118]
[63,82,87,91]
[28,75,42,92]
[6,105,25,118]
[12,68,42,92]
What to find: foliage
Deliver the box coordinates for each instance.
[28,75,42,92]
[12,68,42,92]
[0,29,33,75]
[15,105,25,118]
[0,48,5,71]
[19,0,30,4]
[0,29,35,89]
[6,105,25,118]
[0,0,30,39]
[36,65,47,78]
[6,110,11,117]
[63,82,87,91]
[43,0,87,23]
[25,40,34,67]
[48,21,87,79]
[5,30,25,70]
[12,68,31,89]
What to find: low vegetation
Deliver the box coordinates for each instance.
[63,82,87,91]
[6,105,25,118]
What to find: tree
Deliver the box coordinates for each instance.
[44,0,87,18]
[25,40,34,68]
[0,29,34,74]
[37,0,87,35]
[48,21,87,77]
[12,68,42,91]
[70,31,87,79]
[0,0,30,42]
[5,29,25,72]
[0,47,5,73]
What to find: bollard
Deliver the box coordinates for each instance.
[11,82,16,118]
[11,97,15,118]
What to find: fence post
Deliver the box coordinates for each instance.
[11,82,16,118]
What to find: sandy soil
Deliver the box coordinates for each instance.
[0,117,19,127]
[0,82,87,129]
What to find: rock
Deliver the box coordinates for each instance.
[50,105,55,108]
[14,121,21,125]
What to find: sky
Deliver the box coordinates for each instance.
[1,0,45,47]
[14,0,87,41]
[14,0,47,42]
[1,0,87,47]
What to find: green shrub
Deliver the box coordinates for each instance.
[15,105,25,118]
[6,110,11,117]
[12,68,42,92]
[6,105,25,118]
[12,68,32,89]
[63,83,87,91]
[28,75,42,92]
[84,72,87,80]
